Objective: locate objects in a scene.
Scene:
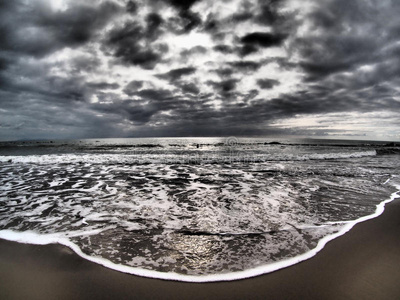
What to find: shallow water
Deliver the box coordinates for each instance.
[0,138,399,280]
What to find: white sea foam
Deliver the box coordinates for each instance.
[0,141,397,281]
[0,183,398,282]
[0,150,377,165]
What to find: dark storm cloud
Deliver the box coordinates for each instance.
[92,100,158,125]
[179,82,200,95]
[213,68,234,78]
[166,0,200,10]
[296,34,377,81]
[213,45,234,54]
[0,68,88,105]
[156,67,197,82]
[159,75,201,95]
[300,62,350,81]
[240,32,287,48]
[294,0,400,82]
[236,20,288,56]
[167,10,202,34]
[238,45,259,57]
[227,0,286,27]
[91,77,400,136]
[265,89,400,117]
[180,10,202,32]
[257,79,280,89]
[152,0,202,34]
[203,14,220,34]
[207,79,239,95]
[212,61,262,80]
[123,81,145,96]
[146,13,164,39]
[0,55,13,72]
[2,0,400,140]
[228,61,262,73]
[0,0,121,58]
[254,0,286,26]
[0,0,122,134]
[39,76,89,102]
[273,0,400,137]
[126,0,138,14]
[136,88,174,102]
[87,82,120,90]
[230,11,253,23]
[95,87,197,125]
[103,21,167,69]
[93,87,199,127]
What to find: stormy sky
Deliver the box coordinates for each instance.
[1,0,400,141]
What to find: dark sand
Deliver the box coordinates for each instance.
[1,199,400,300]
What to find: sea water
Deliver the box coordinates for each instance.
[0,137,399,282]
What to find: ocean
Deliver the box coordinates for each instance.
[0,137,399,282]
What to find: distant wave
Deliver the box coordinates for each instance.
[0,150,378,165]
[376,147,400,155]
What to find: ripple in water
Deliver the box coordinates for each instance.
[0,139,399,281]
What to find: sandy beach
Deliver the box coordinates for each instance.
[0,198,399,300]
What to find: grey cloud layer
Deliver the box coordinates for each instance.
[1,0,399,140]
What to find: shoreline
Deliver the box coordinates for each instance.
[1,198,400,299]
[0,187,398,283]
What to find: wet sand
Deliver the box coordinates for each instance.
[1,199,400,300]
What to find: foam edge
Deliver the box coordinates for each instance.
[0,184,399,283]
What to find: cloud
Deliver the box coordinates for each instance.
[213,44,234,54]
[156,0,202,34]
[213,68,234,78]
[126,0,138,14]
[87,82,120,90]
[136,88,174,102]
[156,67,197,82]
[207,79,239,95]
[103,21,167,69]
[237,32,287,56]
[123,81,145,96]
[146,12,164,39]
[1,0,400,141]
[240,32,287,48]
[254,0,286,26]
[180,46,207,62]
[228,61,262,73]
[0,0,121,58]
[293,0,400,83]
[165,0,200,11]
[257,79,280,89]
[180,82,200,95]
[92,99,158,125]
[174,10,202,33]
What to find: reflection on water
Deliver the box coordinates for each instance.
[166,233,222,273]
[0,138,399,276]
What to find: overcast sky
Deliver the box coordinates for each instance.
[1,0,400,141]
